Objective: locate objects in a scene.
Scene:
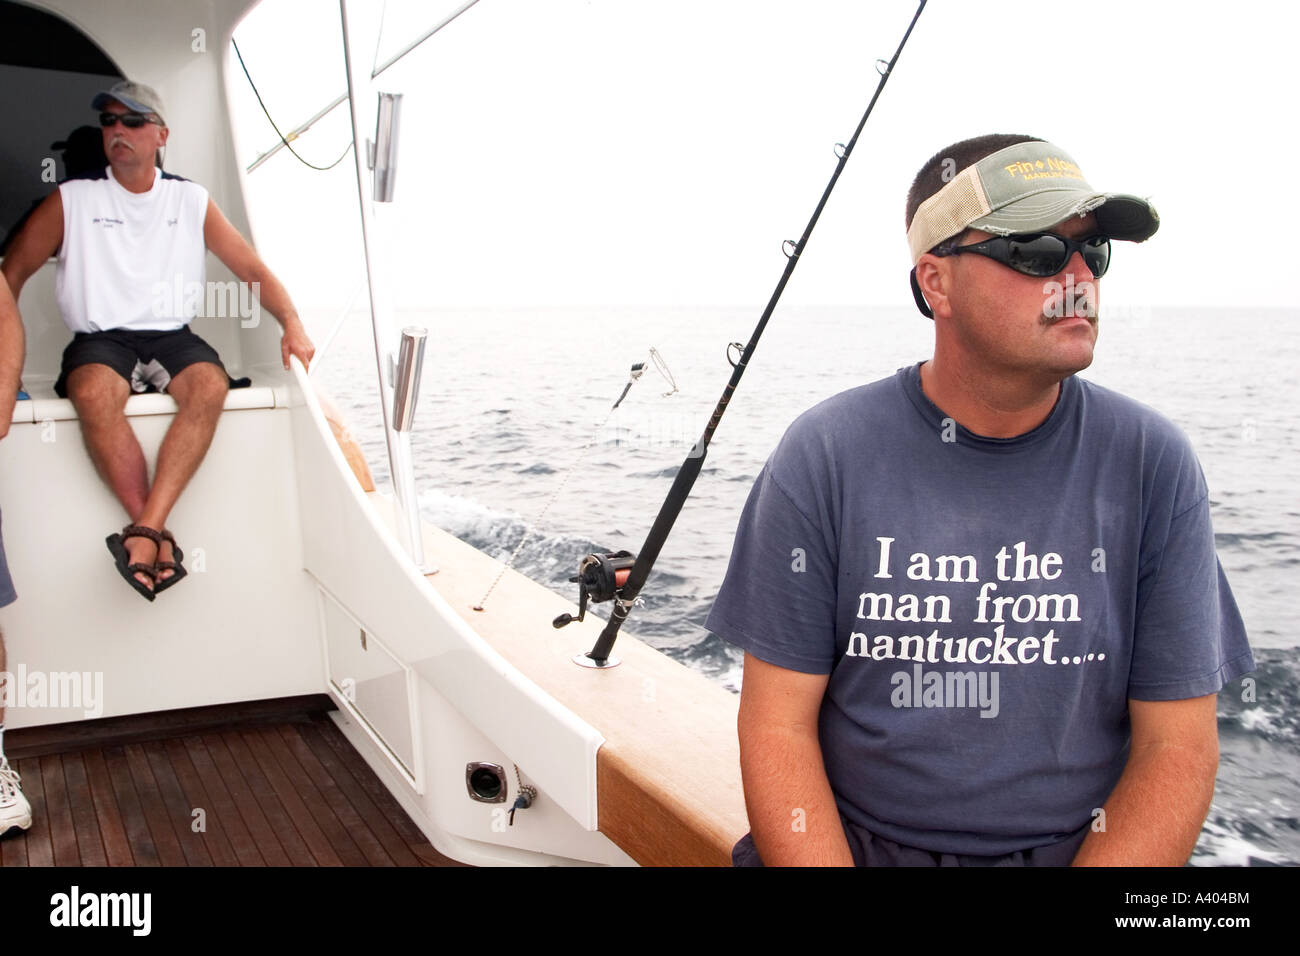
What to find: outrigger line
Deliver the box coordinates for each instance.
[560,0,929,667]
[233,38,354,172]
[474,350,678,613]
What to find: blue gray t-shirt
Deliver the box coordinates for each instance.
[706,363,1254,856]
[0,508,15,608]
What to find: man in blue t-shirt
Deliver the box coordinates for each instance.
[706,134,1255,866]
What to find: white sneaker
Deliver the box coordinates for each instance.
[0,757,33,835]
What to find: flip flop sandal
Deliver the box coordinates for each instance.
[105,524,161,602]
[152,529,188,595]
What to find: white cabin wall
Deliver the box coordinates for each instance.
[0,400,322,727]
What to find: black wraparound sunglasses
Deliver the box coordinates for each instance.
[99,110,162,129]
[910,232,1111,318]
[936,232,1111,280]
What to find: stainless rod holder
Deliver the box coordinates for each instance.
[391,326,432,573]
[372,91,403,202]
[391,326,428,432]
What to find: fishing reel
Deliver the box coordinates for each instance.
[552,550,636,628]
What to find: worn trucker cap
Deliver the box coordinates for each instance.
[91,80,166,124]
[906,140,1158,265]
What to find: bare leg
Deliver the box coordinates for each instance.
[136,362,228,581]
[65,364,153,587]
[66,364,148,514]
[67,362,227,586]
[1,627,6,729]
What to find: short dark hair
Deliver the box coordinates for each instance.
[905,134,1046,319]
[905,133,1045,235]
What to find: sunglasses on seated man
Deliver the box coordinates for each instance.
[99,110,163,129]
[909,232,1111,319]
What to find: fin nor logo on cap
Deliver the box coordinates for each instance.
[1003,156,1084,182]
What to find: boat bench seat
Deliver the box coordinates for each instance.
[8,384,288,424]
[9,262,291,427]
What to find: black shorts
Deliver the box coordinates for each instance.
[54,327,227,398]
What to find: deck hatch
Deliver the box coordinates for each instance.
[319,589,418,785]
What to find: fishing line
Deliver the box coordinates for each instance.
[233,38,354,171]
[558,0,930,665]
[649,347,678,397]
[472,349,677,612]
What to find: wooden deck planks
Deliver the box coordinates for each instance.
[252,725,368,866]
[238,727,344,866]
[140,740,214,867]
[38,755,80,867]
[307,719,467,868]
[217,730,316,866]
[274,724,397,867]
[103,745,162,866]
[122,743,189,867]
[16,759,54,867]
[82,749,134,866]
[1,712,446,867]
[198,732,291,866]
[310,717,429,847]
[181,735,267,867]
[295,722,422,866]
[162,738,242,866]
[61,753,108,866]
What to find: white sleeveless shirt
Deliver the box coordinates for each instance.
[56,167,209,333]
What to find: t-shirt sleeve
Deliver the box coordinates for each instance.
[1129,454,1255,700]
[705,454,839,675]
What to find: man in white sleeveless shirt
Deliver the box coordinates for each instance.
[1,81,315,601]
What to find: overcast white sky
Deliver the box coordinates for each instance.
[229,0,1299,311]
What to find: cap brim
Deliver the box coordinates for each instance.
[1094,195,1160,242]
[972,190,1158,242]
[91,90,157,117]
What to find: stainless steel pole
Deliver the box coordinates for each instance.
[339,0,428,570]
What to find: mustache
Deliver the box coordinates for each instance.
[1040,278,1098,324]
[1042,311,1097,326]
[108,135,133,151]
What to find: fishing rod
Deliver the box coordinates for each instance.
[555,0,928,667]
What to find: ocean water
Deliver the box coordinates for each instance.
[309,304,1300,866]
